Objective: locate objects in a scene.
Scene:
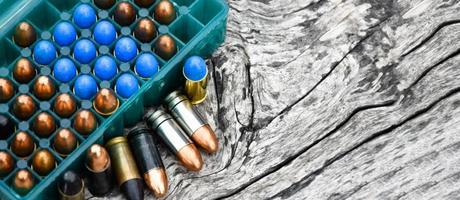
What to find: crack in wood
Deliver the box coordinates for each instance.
[268,87,460,199]
[402,19,460,57]
[253,32,374,132]
[216,100,396,199]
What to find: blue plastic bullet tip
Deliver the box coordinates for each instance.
[74,74,98,100]
[135,53,159,78]
[93,20,117,45]
[53,22,77,46]
[114,37,138,62]
[33,40,57,65]
[183,56,207,81]
[74,39,97,64]
[94,56,117,81]
[115,73,139,99]
[53,58,77,83]
[73,4,96,29]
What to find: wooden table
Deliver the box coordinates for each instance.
[88,0,460,199]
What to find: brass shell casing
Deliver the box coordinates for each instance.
[184,73,208,104]
[106,137,141,186]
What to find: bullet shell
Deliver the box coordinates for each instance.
[0,151,14,176]
[135,0,155,8]
[183,56,208,104]
[33,76,56,100]
[33,112,56,137]
[13,58,36,84]
[85,144,114,196]
[32,149,56,176]
[93,88,119,116]
[11,131,35,158]
[54,93,77,118]
[164,91,218,153]
[53,129,78,157]
[0,114,15,139]
[128,127,168,198]
[145,109,203,171]
[155,35,176,60]
[13,94,36,120]
[13,22,37,47]
[13,170,34,195]
[0,78,14,103]
[106,137,143,200]
[73,110,97,135]
[94,0,115,9]
[58,170,84,200]
[134,18,156,43]
[113,2,137,26]
[154,0,176,25]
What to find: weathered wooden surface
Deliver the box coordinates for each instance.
[88,0,460,199]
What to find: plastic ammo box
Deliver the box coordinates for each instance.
[0,0,228,199]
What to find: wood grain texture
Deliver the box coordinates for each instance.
[87,0,460,199]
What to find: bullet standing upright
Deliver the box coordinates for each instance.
[58,170,84,200]
[85,144,114,196]
[13,22,36,47]
[128,127,168,198]
[13,170,34,195]
[0,78,15,102]
[145,109,203,171]
[11,131,35,158]
[106,137,143,200]
[164,91,218,153]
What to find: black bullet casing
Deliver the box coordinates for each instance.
[127,127,164,173]
[85,166,113,196]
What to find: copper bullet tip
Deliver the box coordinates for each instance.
[11,131,35,158]
[54,93,77,118]
[114,2,137,26]
[53,129,78,156]
[13,58,36,84]
[134,18,157,43]
[94,0,116,9]
[135,0,154,8]
[154,0,176,25]
[32,149,56,176]
[176,144,203,171]
[155,34,177,60]
[0,78,14,102]
[73,110,97,135]
[93,88,119,116]
[33,76,56,100]
[13,169,35,195]
[14,22,37,47]
[33,112,56,137]
[0,151,14,176]
[13,94,36,120]
[144,168,168,198]
[192,124,218,154]
[86,144,110,172]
